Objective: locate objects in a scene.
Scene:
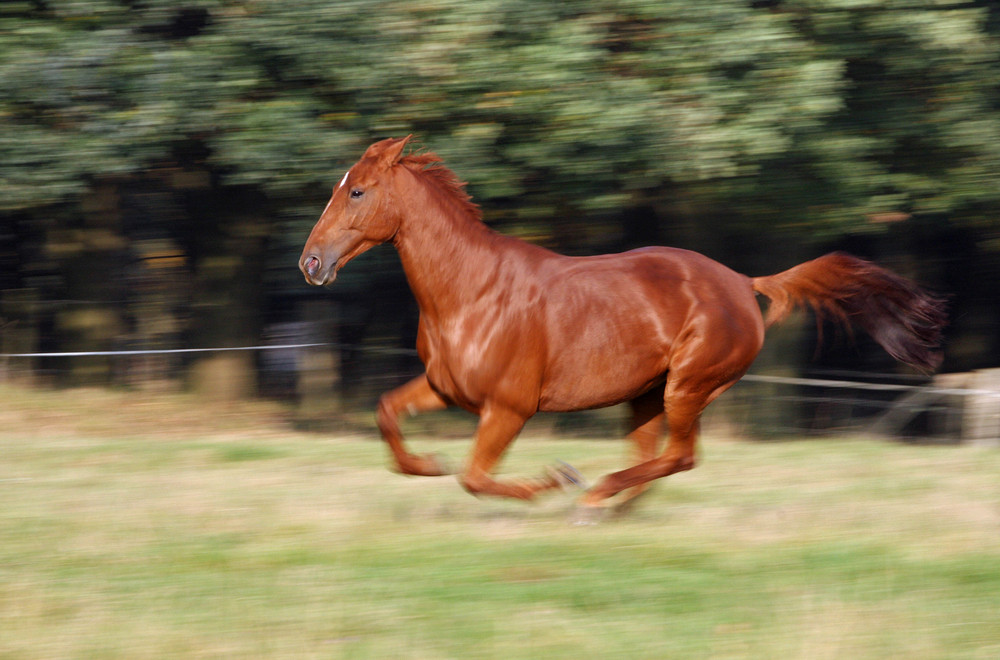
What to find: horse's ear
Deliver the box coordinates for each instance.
[362,135,413,169]
[377,135,412,168]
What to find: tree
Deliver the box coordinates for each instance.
[2,0,998,388]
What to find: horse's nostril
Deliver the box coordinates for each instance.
[304,255,320,277]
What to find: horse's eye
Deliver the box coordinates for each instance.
[350,188,364,199]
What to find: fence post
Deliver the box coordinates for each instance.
[964,369,1000,447]
[296,301,340,423]
[1,289,39,384]
[868,372,965,441]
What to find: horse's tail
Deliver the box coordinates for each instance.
[751,252,947,372]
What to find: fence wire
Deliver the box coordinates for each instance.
[3,343,997,397]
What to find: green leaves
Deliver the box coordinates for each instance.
[1,0,998,238]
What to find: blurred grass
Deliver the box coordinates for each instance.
[2,384,1000,659]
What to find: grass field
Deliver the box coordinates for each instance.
[2,385,999,659]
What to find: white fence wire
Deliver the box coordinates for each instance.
[2,344,998,444]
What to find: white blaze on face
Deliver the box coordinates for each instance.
[320,170,351,217]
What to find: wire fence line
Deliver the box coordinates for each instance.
[2,342,998,444]
[741,374,1000,399]
[2,343,998,399]
[0,344,328,358]
[0,342,421,359]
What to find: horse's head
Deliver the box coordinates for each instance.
[299,136,412,285]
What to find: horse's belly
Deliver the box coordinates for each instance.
[537,347,668,412]
[538,382,662,412]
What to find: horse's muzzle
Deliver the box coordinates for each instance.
[300,254,336,286]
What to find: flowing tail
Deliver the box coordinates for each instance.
[751,252,947,372]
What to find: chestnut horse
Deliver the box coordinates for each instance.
[300,136,946,513]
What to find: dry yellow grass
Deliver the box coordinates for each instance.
[2,383,1000,659]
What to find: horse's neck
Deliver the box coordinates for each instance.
[393,192,524,317]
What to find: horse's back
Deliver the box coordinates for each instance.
[543,246,759,325]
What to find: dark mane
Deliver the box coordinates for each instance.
[400,152,483,222]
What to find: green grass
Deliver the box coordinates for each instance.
[2,385,1000,658]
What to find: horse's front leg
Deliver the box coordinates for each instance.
[458,404,568,500]
[376,373,451,476]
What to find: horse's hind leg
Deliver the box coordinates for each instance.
[376,373,451,476]
[580,390,704,510]
[614,387,666,511]
[579,361,747,512]
[458,404,565,500]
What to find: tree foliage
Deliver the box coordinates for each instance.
[1,0,999,381]
[3,1,998,226]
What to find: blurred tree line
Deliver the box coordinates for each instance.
[2,0,999,401]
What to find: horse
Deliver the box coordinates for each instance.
[299,136,946,515]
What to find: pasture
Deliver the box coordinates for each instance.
[2,385,999,659]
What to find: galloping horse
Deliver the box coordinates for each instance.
[300,136,946,513]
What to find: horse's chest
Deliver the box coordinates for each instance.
[416,316,532,409]
[416,323,480,405]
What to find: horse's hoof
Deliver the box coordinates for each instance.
[611,486,653,515]
[569,504,609,526]
[547,461,589,491]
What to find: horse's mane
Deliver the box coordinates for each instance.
[400,152,482,222]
